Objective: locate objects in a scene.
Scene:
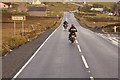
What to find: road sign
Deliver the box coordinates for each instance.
[12,16,26,21]
[12,16,26,37]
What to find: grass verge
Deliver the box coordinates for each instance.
[2,16,62,56]
[74,12,120,33]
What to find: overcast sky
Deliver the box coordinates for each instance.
[82,0,119,2]
[2,0,119,2]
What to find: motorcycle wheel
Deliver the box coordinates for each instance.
[70,38,75,43]
[71,40,74,43]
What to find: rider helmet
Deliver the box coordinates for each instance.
[72,24,74,27]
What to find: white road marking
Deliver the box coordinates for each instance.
[75,40,78,44]
[66,18,68,21]
[108,38,119,46]
[77,45,81,52]
[81,55,89,69]
[76,41,89,69]
[97,33,119,47]
[71,12,93,80]
[88,71,91,73]
[111,39,118,46]
[63,27,64,30]
[4,54,7,56]
[112,37,118,42]
[90,76,94,80]
[12,26,60,79]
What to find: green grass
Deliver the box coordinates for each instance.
[84,14,112,18]
[46,2,78,17]
[47,12,63,17]
[2,35,28,55]
[51,17,63,30]
[46,2,78,12]
[2,11,58,56]
[74,12,120,33]
[78,11,118,19]
[26,2,78,17]
[87,2,115,9]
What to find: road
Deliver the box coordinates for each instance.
[13,12,118,79]
[70,2,83,7]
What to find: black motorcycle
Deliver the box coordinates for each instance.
[63,24,68,30]
[69,33,76,43]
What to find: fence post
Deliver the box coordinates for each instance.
[114,26,117,33]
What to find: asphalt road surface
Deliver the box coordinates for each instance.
[13,12,118,79]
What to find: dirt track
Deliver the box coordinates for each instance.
[2,30,53,78]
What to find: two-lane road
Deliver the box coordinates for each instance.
[13,12,118,79]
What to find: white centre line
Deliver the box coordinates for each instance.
[77,45,82,52]
[81,55,89,69]
[75,40,78,44]
[90,76,94,80]
[76,40,89,69]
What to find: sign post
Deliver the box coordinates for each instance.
[14,21,16,36]
[12,16,26,37]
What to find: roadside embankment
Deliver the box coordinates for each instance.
[2,11,60,56]
[2,17,62,79]
[74,12,119,46]
[74,12,120,34]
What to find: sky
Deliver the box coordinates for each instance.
[82,0,119,2]
[2,0,119,2]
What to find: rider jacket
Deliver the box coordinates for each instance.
[69,26,77,33]
[63,21,68,25]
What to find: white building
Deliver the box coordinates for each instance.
[108,13,113,16]
[32,0,41,5]
[90,8,103,12]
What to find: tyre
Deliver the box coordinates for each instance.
[71,38,75,43]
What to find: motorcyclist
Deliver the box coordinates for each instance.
[63,21,68,29]
[69,24,77,39]
[63,21,68,25]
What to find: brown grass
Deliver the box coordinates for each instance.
[2,12,58,55]
[2,2,78,55]
[74,13,120,33]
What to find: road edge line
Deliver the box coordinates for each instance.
[12,26,60,79]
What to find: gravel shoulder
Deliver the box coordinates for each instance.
[2,29,54,78]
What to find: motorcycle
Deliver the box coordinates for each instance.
[69,33,76,43]
[63,24,68,30]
